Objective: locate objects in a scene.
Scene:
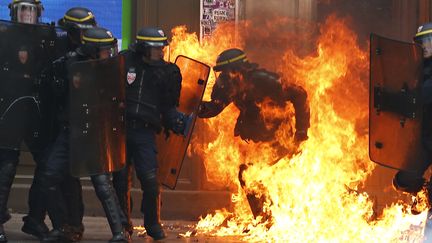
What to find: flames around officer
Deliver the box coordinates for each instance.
[198,48,310,220]
[112,27,189,240]
[39,27,130,243]
[199,48,310,149]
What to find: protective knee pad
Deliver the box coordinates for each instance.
[91,174,113,200]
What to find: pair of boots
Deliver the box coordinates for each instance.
[42,174,130,243]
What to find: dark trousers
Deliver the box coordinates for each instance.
[0,149,20,224]
[113,126,162,232]
[38,129,126,233]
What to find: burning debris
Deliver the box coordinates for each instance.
[166,12,430,243]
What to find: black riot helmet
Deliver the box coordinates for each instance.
[77,27,118,60]
[415,22,432,59]
[213,48,248,72]
[130,27,169,53]
[9,0,44,24]
[58,7,97,29]
[58,7,97,45]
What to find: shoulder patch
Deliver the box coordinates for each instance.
[127,67,137,85]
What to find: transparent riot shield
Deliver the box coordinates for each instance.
[68,55,126,177]
[0,20,60,151]
[157,55,210,189]
[369,33,424,172]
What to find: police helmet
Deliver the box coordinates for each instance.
[213,48,248,72]
[58,7,97,30]
[415,22,432,58]
[77,27,118,59]
[130,27,168,52]
[9,0,43,24]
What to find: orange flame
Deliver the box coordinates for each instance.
[167,15,428,242]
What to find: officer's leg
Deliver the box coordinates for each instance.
[393,144,432,194]
[37,131,70,242]
[132,128,166,240]
[112,163,133,235]
[22,150,49,239]
[60,175,84,241]
[91,173,130,243]
[137,168,166,240]
[0,149,19,243]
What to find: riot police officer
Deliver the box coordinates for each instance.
[199,48,310,150]
[198,48,310,220]
[58,7,97,50]
[113,27,188,240]
[0,1,47,242]
[392,23,432,197]
[22,7,97,242]
[39,27,130,243]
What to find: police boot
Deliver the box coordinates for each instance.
[0,224,7,243]
[21,215,49,240]
[63,223,84,242]
[113,164,134,235]
[140,171,166,240]
[41,228,69,243]
[38,177,69,242]
[91,174,130,243]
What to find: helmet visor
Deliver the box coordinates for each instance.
[16,3,38,24]
[418,35,432,58]
[99,45,118,59]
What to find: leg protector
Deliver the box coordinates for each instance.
[138,169,166,240]
[91,174,127,235]
[0,159,17,224]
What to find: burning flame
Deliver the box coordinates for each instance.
[168,15,428,242]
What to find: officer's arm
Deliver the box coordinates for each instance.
[285,83,310,142]
[160,64,187,134]
[198,74,232,118]
[49,56,69,96]
[423,78,432,104]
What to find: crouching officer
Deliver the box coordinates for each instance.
[39,27,130,243]
[113,27,189,240]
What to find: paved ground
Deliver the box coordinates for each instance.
[3,214,243,242]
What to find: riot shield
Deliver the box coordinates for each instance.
[157,55,210,189]
[0,20,61,151]
[68,55,126,177]
[369,33,423,172]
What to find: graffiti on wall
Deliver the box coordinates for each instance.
[201,0,236,39]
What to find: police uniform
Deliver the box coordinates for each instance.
[23,7,97,242]
[113,27,186,241]
[199,48,310,147]
[0,1,50,242]
[39,27,130,243]
[393,23,432,196]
